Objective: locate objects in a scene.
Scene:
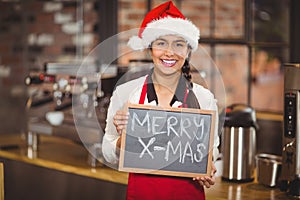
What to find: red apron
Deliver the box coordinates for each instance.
[126,76,205,200]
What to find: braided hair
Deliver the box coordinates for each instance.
[181,52,193,88]
[181,52,201,109]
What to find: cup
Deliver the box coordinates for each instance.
[46,111,64,126]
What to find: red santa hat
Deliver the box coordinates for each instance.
[128,1,200,52]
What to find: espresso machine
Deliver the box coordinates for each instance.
[25,62,113,166]
[280,63,300,197]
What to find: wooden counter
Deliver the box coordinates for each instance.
[205,177,297,200]
[0,134,128,185]
[0,134,128,200]
[0,133,298,200]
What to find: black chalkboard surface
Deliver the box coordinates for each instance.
[119,103,216,178]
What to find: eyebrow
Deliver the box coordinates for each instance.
[155,38,187,43]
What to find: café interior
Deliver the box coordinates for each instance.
[0,0,299,199]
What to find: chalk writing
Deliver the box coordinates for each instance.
[119,104,215,178]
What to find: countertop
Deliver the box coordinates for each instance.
[0,133,298,200]
[0,134,128,185]
[205,177,296,200]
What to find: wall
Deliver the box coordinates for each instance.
[0,1,99,134]
[0,0,287,134]
[118,0,253,110]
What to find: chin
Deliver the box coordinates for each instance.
[159,66,181,75]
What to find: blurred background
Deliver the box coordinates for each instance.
[0,0,291,135]
[0,0,298,199]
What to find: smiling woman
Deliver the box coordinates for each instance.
[102,1,220,199]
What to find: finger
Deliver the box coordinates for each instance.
[113,118,118,126]
[114,118,128,127]
[198,180,204,186]
[201,178,212,188]
[198,177,209,188]
[114,120,128,127]
[211,170,216,177]
[194,177,204,186]
[211,168,216,174]
[211,162,217,175]
[113,115,129,123]
[115,127,121,135]
[113,111,129,127]
[117,125,126,130]
[193,177,200,181]
[204,182,211,188]
[114,116,129,121]
[116,128,122,135]
[115,111,129,118]
[204,176,215,186]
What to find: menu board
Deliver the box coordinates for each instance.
[119,103,215,178]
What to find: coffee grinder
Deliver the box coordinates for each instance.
[280,63,300,197]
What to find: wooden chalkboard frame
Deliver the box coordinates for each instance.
[119,103,216,178]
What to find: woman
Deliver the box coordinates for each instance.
[102,1,219,199]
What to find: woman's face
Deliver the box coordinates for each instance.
[150,35,191,76]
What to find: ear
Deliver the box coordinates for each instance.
[147,48,153,57]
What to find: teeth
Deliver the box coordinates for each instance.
[162,60,176,64]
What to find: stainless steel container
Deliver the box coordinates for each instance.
[222,104,258,182]
[222,127,256,181]
[256,153,282,187]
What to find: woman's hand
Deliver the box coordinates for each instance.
[193,162,217,188]
[113,110,129,148]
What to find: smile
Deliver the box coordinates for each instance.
[161,59,177,67]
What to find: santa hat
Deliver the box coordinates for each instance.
[128,1,200,52]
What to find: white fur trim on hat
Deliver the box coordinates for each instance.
[127,36,145,51]
[128,17,200,52]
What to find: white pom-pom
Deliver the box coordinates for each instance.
[127,36,145,51]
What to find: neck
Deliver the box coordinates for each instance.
[151,69,181,93]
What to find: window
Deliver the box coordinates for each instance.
[250,0,289,112]
[118,0,289,112]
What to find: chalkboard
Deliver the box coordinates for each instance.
[119,103,216,178]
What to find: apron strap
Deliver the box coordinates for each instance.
[182,87,189,108]
[139,75,190,107]
[139,76,148,104]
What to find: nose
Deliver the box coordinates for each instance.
[164,44,175,56]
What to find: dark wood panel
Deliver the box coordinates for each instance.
[0,157,127,200]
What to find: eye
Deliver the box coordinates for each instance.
[174,42,186,47]
[156,41,167,46]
